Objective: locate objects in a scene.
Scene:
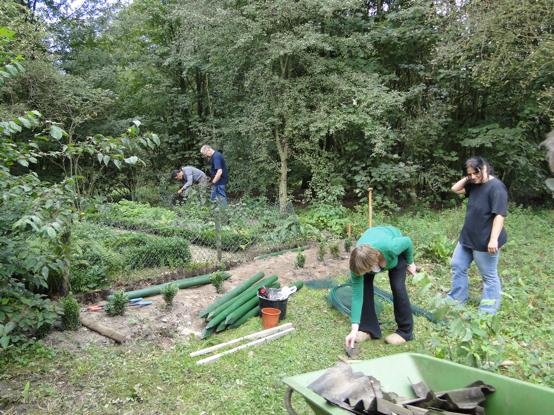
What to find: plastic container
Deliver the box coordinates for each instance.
[258,295,288,320]
[260,307,281,329]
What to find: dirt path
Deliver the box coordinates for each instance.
[45,246,350,350]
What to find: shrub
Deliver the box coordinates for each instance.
[60,294,80,331]
[295,251,306,268]
[329,243,340,258]
[317,242,326,262]
[0,291,58,349]
[344,238,353,253]
[210,271,227,294]
[161,283,179,307]
[106,291,128,316]
[300,204,350,237]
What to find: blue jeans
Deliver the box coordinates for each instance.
[210,184,227,206]
[448,243,501,314]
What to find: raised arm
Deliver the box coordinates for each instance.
[451,176,469,195]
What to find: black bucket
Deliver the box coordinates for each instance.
[258,296,288,320]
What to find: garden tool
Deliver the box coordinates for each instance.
[129,300,153,308]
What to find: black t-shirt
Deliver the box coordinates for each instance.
[459,178,508,252]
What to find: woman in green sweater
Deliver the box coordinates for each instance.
[345,226,417,347]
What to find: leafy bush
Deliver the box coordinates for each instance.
[343,238,353,253]
[295,251,306,268]
[60,294,80,331]
[300,204,350,236]
[161,283,179,307]
[329,243,340,259]
[210,271,227,294]
[0,290,58,349]
[317,242,326,262]
[420,234,456,264]
[106,291,128,316]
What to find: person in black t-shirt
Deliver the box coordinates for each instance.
[448,156,508,314]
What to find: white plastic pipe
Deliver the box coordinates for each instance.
[195,327,295,365]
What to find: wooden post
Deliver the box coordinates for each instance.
[347,224,352,239]
[367,187,373,228]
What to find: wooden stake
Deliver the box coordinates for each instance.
[189,323,293,357]
[368,187,373,228]
[196,327,295,365]
[347,224,352,239]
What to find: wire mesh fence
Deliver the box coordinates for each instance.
[70,195,308,292]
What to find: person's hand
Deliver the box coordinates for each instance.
[177,188,183,195]
[345,329,358,349]
[488,239,498,254]
[407,263,417,276]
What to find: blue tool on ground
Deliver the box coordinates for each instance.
[129,300,152,308]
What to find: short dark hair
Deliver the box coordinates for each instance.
[171,169,181,180]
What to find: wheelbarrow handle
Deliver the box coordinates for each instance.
[284,386,299,415]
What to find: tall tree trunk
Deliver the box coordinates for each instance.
[275,127,288,213]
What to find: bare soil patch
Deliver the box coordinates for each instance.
[45,246,349,351]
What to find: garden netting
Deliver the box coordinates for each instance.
[70,198,308,292]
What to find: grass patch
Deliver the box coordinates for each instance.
[1,206,552,413]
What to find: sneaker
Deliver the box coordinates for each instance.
[355,331,372,343]
[384,333,406,345]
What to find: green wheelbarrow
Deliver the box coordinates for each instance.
[282,353,554,415]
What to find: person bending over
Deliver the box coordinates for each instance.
[171,166,209,200]
[345,226,417,348]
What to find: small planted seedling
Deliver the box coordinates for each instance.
[106,291,128,316]
[295,251,306,268]
[60,294,80,331]
[161,282,179,308]
[344,238,353,253]
[317,242,326,262]
[210,271,226,294]
[330,243,340,259]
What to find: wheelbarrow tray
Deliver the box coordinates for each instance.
[282,352,554,415]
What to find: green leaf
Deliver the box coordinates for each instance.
[124,156,138,165]
[18,116,31,129]
[45,226,56,238]
[132,119,141,127]
[5,64,18,76]
[103,155,111,166]
[0,336,9,349]
[17,159,29,167]
[113,159,122,169]
[50,125,64,140]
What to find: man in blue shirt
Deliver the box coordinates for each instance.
[171,166,209,202]
[200,145,228,205]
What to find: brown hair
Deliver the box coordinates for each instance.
[349,244,383,276]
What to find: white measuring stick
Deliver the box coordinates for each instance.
[190,322,293,357]
[196,327,295,365]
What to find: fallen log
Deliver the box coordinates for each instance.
[80,315,126,344]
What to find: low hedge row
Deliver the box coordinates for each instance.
[70,223,192,292]
[88,202,257,251]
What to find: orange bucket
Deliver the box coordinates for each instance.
[260,307,281,329]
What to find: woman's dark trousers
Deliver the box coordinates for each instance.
[358,255,413,340]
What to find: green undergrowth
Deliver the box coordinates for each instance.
[70,222,192,292]
[1,206,552,413]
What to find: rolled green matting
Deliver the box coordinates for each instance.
[109,272,231,300]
